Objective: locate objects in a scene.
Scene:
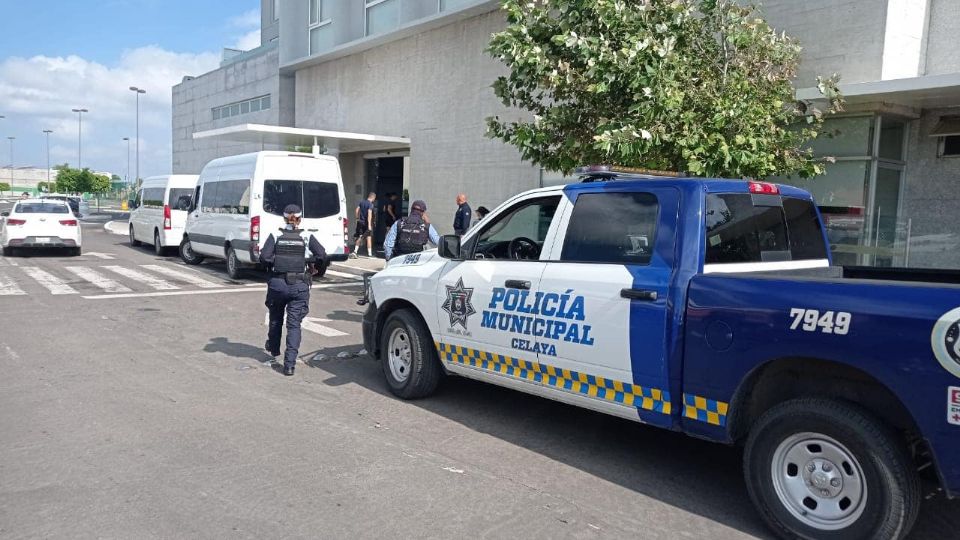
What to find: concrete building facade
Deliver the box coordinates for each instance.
[172,0,960,267]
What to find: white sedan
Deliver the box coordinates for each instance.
[0,199,82,256]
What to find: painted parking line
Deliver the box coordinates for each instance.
[102,265,179,290]
[140,264,221,288]
[324,269,363,280]
[66,266,133,293]
[21,267,77,295]
[0,270,26,295]
[82,281,361,300]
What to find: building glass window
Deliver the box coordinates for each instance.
[941,135,960,157]
[309,0,333,55]
[211,95,271,121]
[440,0,478,11]
[366,0,400,36]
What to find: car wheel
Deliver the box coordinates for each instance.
[70,247,82,257]
[154,230,165,256]
[129,225,141,247]
[1,246,14,257]
[380,308,442,399]
[744,398,920,540]
[226,247,243,279]
[179,238,204,265]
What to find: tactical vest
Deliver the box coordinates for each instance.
[272,229,306,274]
[394,215,429,256]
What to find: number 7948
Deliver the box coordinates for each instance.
[789,308,852,335]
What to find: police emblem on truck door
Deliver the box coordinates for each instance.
[442,278,476,329]
[932,307,960,379]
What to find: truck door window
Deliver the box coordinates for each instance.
[561,192,659,264]
[467,196,560,260]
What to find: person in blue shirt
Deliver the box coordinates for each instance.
[350,192,376,258]
[383,199,440,260]
[453,193,472,236]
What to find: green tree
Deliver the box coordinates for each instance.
[55,166,83,193]
[0,182,10,193]
[89,172,111,194]
[486,0,843,178]
[37,181,55,193]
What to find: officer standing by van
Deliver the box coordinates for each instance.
[259,204,327,376]
[383,199,440,260]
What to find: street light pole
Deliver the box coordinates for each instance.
[7,136,14,192]
[123,137,130,184]
[129,87,146,184]
[43,129,53,186]
[71,108,88,169]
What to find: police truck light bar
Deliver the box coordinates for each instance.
[575,165,681,177]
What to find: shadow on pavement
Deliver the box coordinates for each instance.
[325,309,363,323]
[204,337,273,363]
[299,348,960,539]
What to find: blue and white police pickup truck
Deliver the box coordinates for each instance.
[361,166,960,540]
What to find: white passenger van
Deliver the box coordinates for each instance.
[128,174,199,255]
[180,151,348,278]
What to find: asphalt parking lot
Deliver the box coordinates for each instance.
[0,218,957,539]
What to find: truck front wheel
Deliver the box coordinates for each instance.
[380,308,442,399]
[744,398,919,540]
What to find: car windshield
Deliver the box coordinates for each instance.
[263,180,340,219]
[15,203,70,214]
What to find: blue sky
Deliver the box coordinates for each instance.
[0,0,260,180]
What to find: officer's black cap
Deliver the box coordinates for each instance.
[283,204,303,216]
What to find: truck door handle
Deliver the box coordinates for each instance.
[621,288,658,301]
[505,279,531,290]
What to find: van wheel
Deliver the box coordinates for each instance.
[180,238,204,265]
[744,398,920,540]
[69,247,81,257]
[380,309,442,399]
[226,247,243,279]
[154,230,165,256]
[2,246,15,257]
[129,225,141,247]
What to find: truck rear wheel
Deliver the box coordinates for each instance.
[380,309,441,399]
[744,398,919,540]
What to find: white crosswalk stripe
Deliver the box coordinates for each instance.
[20,267,78,295]
[139,264,221,288]
[0,270,26,295]
[101,265,179,290]
[65,266,133,293]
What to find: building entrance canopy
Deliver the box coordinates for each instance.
[192,123,410,155]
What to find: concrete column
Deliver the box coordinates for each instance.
[881,0,930,79]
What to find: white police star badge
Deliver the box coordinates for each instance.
[442,277,476,329]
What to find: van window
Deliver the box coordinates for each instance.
[264,180,340,219]
[143,188,165,208]
[168,188,193,210]
[201,180,250,214]
[705,194,826,264]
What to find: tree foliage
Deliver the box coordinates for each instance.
[486,0,843,178]
[54,166,111,194]
[0,182,10,193]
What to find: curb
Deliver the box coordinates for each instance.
[103,220,128,236]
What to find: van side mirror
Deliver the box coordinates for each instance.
[438,235,462,260]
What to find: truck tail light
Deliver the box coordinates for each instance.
[163,204,172,230]
[7,218,26,226]
[59,219,78,226]
[343,217,350,253]
[748,181,780,195]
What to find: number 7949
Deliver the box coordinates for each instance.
[789,308,852,335]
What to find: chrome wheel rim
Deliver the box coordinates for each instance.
[771,432,867,531]
[228,251,236,273]
[387,327,412,383]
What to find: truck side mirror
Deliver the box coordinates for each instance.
[438,235,462,260]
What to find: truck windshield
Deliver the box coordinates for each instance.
[705,194,827,264]
[263,180,340,219]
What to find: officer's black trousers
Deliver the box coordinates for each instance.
[265,276,310,368]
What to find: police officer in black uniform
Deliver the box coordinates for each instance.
[383,199,440,260]
[259,204,327,376]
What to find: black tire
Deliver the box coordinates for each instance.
[154,230,165,256]
[379,308,442,399]
[179,238,204,265]
[2,246,14,257]
[744,398,920,540]
[69,247,81,257]
[129,224,141,247]
[226,247,243,279]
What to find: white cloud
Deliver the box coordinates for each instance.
[0,46,219,177]
[229,8,261,29]
[233,29,262,51]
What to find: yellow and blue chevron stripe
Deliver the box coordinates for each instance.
[436,342,671,415]
[683,393,729,427]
